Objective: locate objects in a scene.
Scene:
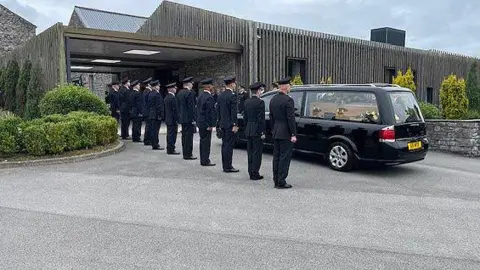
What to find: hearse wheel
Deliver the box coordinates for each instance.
[328,141,355,172]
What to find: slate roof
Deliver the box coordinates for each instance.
[73,6,148,33]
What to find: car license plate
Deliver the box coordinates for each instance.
[408,141,422,150]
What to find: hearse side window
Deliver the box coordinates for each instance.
[304,91,380,123]
[388,91,424,123]
[289,91,304,117]
[262,93,276,113]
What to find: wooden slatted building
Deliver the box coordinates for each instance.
[1,1,479,106]
[138,1,480,104]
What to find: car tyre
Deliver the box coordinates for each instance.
[327,141,355,172]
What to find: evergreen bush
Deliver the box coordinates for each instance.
[439,74,469,119]
[2,60,20,113]
[466,62,480,111]
[393,67,416,94]
[291,74,304,85]
[24,62,45,120]
[418,102,442,119]
[39,84,109,116]
[15,60,32,117]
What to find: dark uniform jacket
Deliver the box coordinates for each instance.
[108,90,120,113]
[142,88,152,117]
[269,92,297,140]
[237,92,249,113]
[129,90,143,118]
[177,88,196,124]
[164,92,179,126]
[118,86,131,113]
[148,90,165,120]
[243,96,266,137]
[216,89,238,129]
[196,91,216,129]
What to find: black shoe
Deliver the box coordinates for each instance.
[184,156,198,160]
[224,168,239,173]
[201,163,216,167]
[275,184,292,189]
[167,151,181,155]
[144,143,151,146]
[152,146,165,150]
[133,140,142,143]
[250,175,264,180]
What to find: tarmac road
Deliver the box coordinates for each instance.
[1,133,480,269]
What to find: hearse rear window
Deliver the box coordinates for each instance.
[304,91,380,123]
[388,92,424,124]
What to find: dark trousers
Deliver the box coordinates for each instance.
[247,136,263,177]
[150,119,162,149]
[120,111,131,139]
[132,116,143,142]
[111,111,120,124]
[199,128,212,165]
[144,117,152,145]
[272,139,294,187]
[181,123,194,158]
[166,125,178,153]
[221,128,236,170]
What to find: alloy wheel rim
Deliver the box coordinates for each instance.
[329,145,348,168]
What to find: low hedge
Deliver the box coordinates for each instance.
[0,111,118,157]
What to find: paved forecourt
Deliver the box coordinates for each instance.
[1,133,480,269]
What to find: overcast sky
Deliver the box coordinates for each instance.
[2,0,479,57]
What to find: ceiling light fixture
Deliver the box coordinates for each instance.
[71,66,93,70]
[123,49,160,55]
[92,59,121,63]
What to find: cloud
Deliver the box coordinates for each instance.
[1,0,479,57]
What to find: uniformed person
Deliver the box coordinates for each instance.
[269,77,296,189]
[216,75,239,173]
[142,78,153,145]
[129,80,143,142]
[177,77,197,160]
[196,78,217,166]
[237,85,249,113]
[148,80,165,150]
[243,82,266,180]
[107,82,121,125]
[118,78,131,139]
[164,82,180,155]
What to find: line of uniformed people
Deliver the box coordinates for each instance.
[106,75,296,189]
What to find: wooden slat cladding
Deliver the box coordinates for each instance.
[138,1,250,86]
[0,23,65,90]
[255,22,479,103]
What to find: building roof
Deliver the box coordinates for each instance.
[0,4,36,28]
[73,6,147,33]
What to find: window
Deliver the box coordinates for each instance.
[426,87,433,103]
[261,91,304,116]
[289,91,304,117]
[262,93,277,113]
[304,91,380,123]
[287,58,307,83]
[384,67,396,84]
[388,92,423,123]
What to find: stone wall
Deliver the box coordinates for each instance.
[120,68,156,82]
[184,53,236,87]
[68,11,84,27]
[426,120,480,157]
[71,72,114,100]
[0,5,36,56]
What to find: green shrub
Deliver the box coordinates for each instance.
[15,60,32,117]
[393,67,417,95]
[93,116,118,145]
[43,123,67,154]
[466,62,480,111]
[24,62,45,120]
[0,132,17,156]
[291,74,303,85]
[439,74,469,119]
[2,60,20,113]
[39,84,109,116]
[419,102,443,119]
[23,124,49,156]
[462,110,480,120]
[0,109,15,118]
[58,121,79,151]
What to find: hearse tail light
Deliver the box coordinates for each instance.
[379,125,396,142]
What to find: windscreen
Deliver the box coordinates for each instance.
[388,91,424,124]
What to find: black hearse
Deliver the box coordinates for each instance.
[236,84,429,171]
